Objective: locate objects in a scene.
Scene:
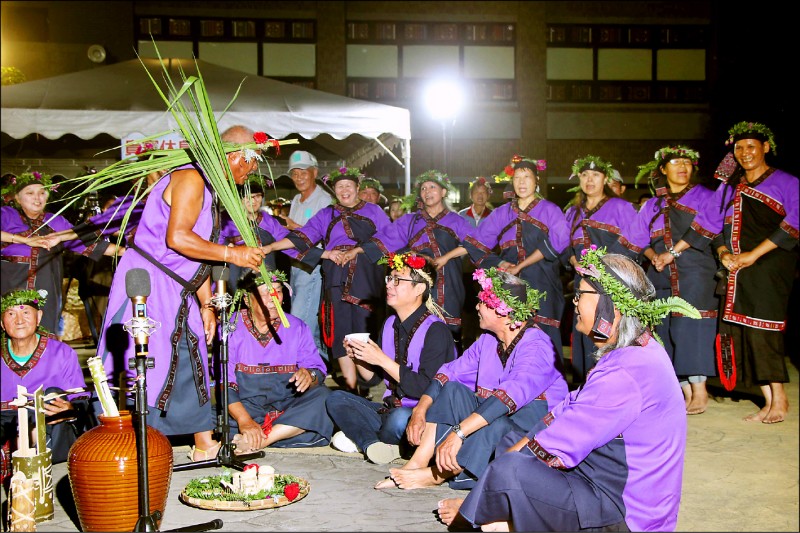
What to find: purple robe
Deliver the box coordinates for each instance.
[225,310,333,446]
[459,332,686,532]
[1,205,110,332]
[433,325,568,414]
[564,197,637,378]
[97,164,217,435]
[364,208,475,328]
[1,332,87,408]
[619,184,719,377]
[73,194,144,240]
[463,198,569,357]
[289,200,391,357]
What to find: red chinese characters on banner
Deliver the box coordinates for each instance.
[122,136,189,157]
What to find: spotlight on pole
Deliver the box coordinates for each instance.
[423,78,466,175]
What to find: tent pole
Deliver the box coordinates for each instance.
[403,139,411,196]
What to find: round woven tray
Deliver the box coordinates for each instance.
[179,478,310,511]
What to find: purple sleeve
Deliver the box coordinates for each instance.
[496,330,561,408]
[540,201,569,256]
[621,198,659,253]
[291,206,331,249]
[292,319,327,375]
[533,363,642,468]
[772,172,799,249]
[87,196,142,237]
[46,214,97,254]
[258,214,298,259]
[687,181,726,246]
[436,334,484,390]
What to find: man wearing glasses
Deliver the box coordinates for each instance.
[325,252,456,465]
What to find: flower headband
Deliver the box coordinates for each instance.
[725,121,776,155]
[378,252,447,320]
[322,166,365,187]
[494,154,547,183]
[473,267,543,329]
[414,170,454,193]
[634,145,700,187]
[569,155,615,182]
[359,177,384,193]
[1,171,57,199]
[575,245,700,341]
[1,289,48,314]
[468,176,493,194]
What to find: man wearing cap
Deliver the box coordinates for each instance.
[282,150,333,366]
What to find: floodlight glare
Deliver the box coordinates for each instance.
[424,78,465,122]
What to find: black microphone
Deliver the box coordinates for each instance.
[125,268,151,356]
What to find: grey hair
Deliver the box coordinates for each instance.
[221,125,255,144]
[594,253,656,358]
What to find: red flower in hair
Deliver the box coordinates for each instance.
[504,165,513,176]
[510,154,523,164]
[253,131,268,144]
[406,255,426,269]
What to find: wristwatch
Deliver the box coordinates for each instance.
[452,424,467,441]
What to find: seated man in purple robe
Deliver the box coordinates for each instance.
[374,268,568,491]
[226,269,333,452]
[1,289,90,466]
[439,248,694,532]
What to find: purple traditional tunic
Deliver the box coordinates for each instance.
[619,184,719,377]
[73,194,145,240]
[97,164,217,435]
[458,331,687,532]
[225,310,332,446]
[1,206,110,332]
[1,332,87,408]
[564,197,637,378]
[364,208,475,329]
[288,200,391,358]
[423,323,568,489]
[464,197,569,358]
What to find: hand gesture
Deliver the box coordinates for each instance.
[289,368,317,393]
[435,432,463,474]
[406,408,427,446]
[228,245,266,270]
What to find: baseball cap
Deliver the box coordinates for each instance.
[288,150,318,171]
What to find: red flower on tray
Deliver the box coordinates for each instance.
[284,482,300,501]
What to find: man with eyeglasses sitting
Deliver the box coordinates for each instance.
[325,252,457,464]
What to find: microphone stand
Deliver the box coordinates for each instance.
[124,306,222,532]
[174,281,264,473]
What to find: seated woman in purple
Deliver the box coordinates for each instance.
[374,268,568,491]
[439,248,696,532]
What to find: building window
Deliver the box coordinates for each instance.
[546,24,708,103]
[346,20,516,103]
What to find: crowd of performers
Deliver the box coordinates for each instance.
[1,120,797,531]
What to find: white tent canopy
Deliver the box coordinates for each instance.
[1,58,412,192]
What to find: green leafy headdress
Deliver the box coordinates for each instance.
[575,245,700,343]
[472,267,544,329]
[725,121,776,155]
[359,177,384,194]
[569,155,615,182]
[322,166,365,187]
[1,171,57,202]
[414,170,454,193]
[1,289,47,314]
[634,145,700,190]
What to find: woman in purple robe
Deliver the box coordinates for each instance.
[97,126,269,461]
[1,171,117,333]
[374,268,568,491]
[266,167,391,393]
[223,270,333,452]
[439,249,693,532]
[562,155,637,383]
[345,171,475,350]
[682,122,798,424]
[618,146,719,415]
[462,155,569,363]
[1,289,90,465]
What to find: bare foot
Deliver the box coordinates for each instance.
[744,406,768,422]
[763,400,789,424]
[686,389,708,415]
[437,498,464,526]
[389,466,441,490]
[374,476,399,490]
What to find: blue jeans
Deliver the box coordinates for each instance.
[326,390,412,451]
[290,264,327,364]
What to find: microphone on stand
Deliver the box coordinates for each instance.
[125,268,153,357]
[210,265,233,312]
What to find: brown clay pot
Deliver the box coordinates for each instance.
[67,411,173,532]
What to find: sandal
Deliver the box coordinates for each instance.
[187,441,221,461]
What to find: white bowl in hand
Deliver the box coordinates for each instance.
[345,333,370,343]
